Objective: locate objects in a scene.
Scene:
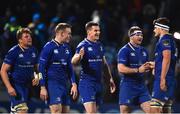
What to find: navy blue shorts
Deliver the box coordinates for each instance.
[47,81,70,106]
[78,81,103,105]
[10,82,29,107]
[152,79,176,102]
[119,82,151,106]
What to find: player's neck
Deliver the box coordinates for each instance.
[87,37,97,43]
[129,41,139,47]
[54,37,63,44]
[18,44,29,50]
[160,31,169,38]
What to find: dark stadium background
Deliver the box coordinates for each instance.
[0,0,180,113]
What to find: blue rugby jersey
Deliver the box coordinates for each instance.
[75,38,105,82]
[39,40,75,86]
[117,43,149,83]
[155,34,177,81]
[3,45,38,83]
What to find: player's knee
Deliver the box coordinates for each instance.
[11,103,28,113]
[62,105,70,113]
[120,105,130,113]
[50,104,62,113]
[86,109,96,113]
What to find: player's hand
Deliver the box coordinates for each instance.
[32,72,39,86]
[7,86,17,96]
[110,78,116,93]
[145,61,155,75]
[40,86,48,101]
[32,78,39,86]
[147,61,155,69]
[79,47,85,59]
[70,83,78,100]
[139,63,151,73]
[160,79,167,91]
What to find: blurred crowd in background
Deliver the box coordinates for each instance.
[0,0,180,104]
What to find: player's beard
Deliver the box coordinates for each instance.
[153,32,160,39]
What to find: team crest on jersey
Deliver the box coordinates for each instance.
[65,49,70,54]
[19,54,24,58]
[54,49,59,54]
[142,52,147,56]
[32,52,36,58]
[130,52,135,56]
[162,40,170,46]
[100,46,103,51]
[88,47,93,51]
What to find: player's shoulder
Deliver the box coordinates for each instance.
[8,45,19,53]
[118,44,129,54]
[77,39,87,48]
[43,40,56,49]
[120,44,130,51]
[162,34,174,40]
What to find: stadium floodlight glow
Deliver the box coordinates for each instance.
[92,10,100,23]
[93,16,100,23]
[173,32,180,40]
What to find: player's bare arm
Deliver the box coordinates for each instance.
[160,50,171,91]
[103,56,116,93]
[71,47,84,65]
[70,83,78,100]
[32,64,39,86]
[0,63,17,96]
[40,86,48,101]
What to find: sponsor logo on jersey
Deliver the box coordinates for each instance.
[88,47,93,51]
[19,54,24,58]
[54,49,59,54]
[130,52,135,56]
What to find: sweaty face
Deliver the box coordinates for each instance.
[131,32,143,45]
[153,27,160,38]
[63,28,72,43]
[19,33,32,47]
[88,26,100,41]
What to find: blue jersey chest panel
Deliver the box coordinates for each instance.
[84,43,104,62]
[126,44,148,67]
[50,46,69,65]
[16,49,37,67]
